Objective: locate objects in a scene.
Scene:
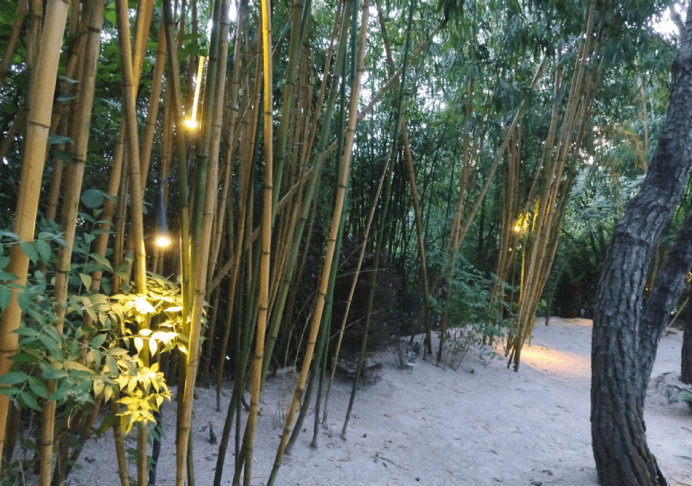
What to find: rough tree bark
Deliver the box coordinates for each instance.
[591,5,692,485]
[683,304,692,384]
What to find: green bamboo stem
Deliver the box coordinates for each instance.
[271,0,312,211]
[259,0,351,387]
[267,0,369,481]
[323,150,390,424]
[242,0,274,478]
[0,0,69,473]
[176,0,224,482]
[214,45,263,409]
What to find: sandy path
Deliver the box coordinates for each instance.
[67,317,692,485]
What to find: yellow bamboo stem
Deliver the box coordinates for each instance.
[0,0,69,471]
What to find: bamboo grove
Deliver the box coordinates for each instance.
[0,0,677,484]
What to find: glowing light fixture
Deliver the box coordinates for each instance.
[155,176,176,249]
[514,225,521,233]
[186,56,205,130]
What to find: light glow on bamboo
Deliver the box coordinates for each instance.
[156,235,171,248]
[186,55,205,130]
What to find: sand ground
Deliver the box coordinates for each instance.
[60,317,692,485]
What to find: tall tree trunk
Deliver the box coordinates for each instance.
[683,303,692,384]
[591,5,692,485]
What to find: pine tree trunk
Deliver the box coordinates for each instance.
[591,5,692,484]
[683,306,692,384]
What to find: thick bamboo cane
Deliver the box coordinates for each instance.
[241,0,274,479]
[175,0,225,482]
[267,0,369,482]
[198,0,232,387]
[115,1,150,484]
[213,46,262,407]
[88,0,156,297]
[38,3,104,484]
[207,0,247,291]
[509,9,596,370]
[162,0,192,313]
[25,0,43,94]
[258,0,350,385]
[0,0,69,470]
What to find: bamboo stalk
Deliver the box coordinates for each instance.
[25,0,44,96]
[258,0,350,386]
[0,0,69,470]
[39,3,104,483]
[198,0,233,387]
[342,0,410,436]
[115,2,150,485]
[323,147,390,423]
[0,0,28,92]
[175,0,226,481]
[139,19,167,191]
[213,44,262,407]
[241,0,274,476]
[0,108,25,165]
[375,0,432,354]
[267,0,369,481]
[272,0,311,210]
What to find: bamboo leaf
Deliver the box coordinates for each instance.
[0,387,19,397]
[104,385,113,403]
[79,273,93,289]
[19,241,38,264]
[91,333,108,349]
[17,291,33,311]
[27,376,48,398]
[0,371,28,385]
[34,239,51,262]
[20,391,42,411]
[48,134,73,145]
[0,286,10,311]
[0,270,18,280]
[53,149,73,163]
[81,189,105,209]
[56,93,77,102]
[90,253,114,272]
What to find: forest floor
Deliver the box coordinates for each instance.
[66,317,692,486]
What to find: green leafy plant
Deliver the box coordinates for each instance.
[429,251,513,368]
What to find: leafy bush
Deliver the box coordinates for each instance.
[428,251,513,367]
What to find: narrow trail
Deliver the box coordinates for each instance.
[69,317,692,485]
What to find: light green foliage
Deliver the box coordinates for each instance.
[0,226,184,436]
[429,250,512,355]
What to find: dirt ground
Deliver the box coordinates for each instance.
[64,317,692,485]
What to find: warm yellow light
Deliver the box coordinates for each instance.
[186,55,205,131]
[514,225,521,233]
[156,236,171,248]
